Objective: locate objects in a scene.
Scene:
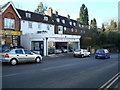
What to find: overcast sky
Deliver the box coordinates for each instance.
[0,0,119,28]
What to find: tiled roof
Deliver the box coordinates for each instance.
[16,9,81,28]
[17,9,54,25]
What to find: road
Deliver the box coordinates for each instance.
[2,53,119,89]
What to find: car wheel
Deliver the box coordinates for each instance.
[95,57,98,59]
[10,59,17,65]
[81,55,84,58]
[88,54,91,57]
[35,57,41,63]
[105,56,108,59]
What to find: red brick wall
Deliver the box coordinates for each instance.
[0,15,2,30]
[1,5,20,31]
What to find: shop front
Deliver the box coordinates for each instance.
[0,30,22,49]
[21,33,81,56]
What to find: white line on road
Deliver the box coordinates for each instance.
[0,73,22,77]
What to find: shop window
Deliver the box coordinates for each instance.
[4,18,15,29]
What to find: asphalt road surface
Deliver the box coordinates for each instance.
[2,53,119,89]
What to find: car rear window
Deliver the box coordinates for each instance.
[75,49,81,52]
[96,49,105,53]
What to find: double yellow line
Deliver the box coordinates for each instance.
[98,72,120,90]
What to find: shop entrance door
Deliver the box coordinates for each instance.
[33,41,44,56]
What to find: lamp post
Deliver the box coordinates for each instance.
[46,37,48,56]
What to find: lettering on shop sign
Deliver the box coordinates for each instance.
[55,38,75,41]
[0,30,22,36]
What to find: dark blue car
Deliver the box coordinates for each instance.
[95,49,110,59]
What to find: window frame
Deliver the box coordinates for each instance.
[26,13,31,18]
[4,18,15,29]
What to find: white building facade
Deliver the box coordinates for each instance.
[17,8,81,56]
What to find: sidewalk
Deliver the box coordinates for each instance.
[46,53,65,58]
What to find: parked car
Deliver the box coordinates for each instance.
[55,49,62,54]
[95,49,110,59]
[69,48,74,52]
[61,49,68,53]
[73,49,91,58]
[48,48,55,54]
[48,48,62,54]
[2,48,42,65]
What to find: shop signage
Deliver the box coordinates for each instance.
[5,35,18,38]
[0,30,22,36]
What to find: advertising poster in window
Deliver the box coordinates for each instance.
[34,42,40,51]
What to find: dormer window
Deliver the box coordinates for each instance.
[56,18,60,22]
[69,21,72,25]
[26,13,31,18]
[73,22,76,26]
[62,19,65,24]
[44,16,48,21]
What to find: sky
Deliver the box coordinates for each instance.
[0,0,119,28]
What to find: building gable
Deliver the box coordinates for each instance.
[0,1,21,19]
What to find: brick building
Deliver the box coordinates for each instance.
[0,2,22,50]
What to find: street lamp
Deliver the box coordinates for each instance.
[46,37,48,56]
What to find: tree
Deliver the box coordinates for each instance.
[90,18,97,29]
[34,2,47,15]
[102,23,105,32]
[79,4,89,25]
[106,20,117,31]
[84,7,89,25]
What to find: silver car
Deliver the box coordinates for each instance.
[2,49,42,65]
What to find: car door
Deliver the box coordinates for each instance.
[23,49,35,62]
[84,50,87,56]
[15,49,26,62]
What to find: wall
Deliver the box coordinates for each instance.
[21,20,54,35]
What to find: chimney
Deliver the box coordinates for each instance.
[47,7,53,17]
[54,10,58,16]
[67,14,70,19]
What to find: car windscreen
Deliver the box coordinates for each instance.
[75,49,81,52]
